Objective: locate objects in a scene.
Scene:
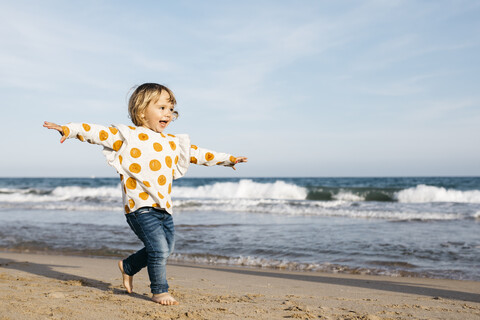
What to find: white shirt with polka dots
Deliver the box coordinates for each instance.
[64,123,237,214]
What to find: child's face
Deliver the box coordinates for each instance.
[140,90,175,133]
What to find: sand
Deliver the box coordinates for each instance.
[0,251,479,320]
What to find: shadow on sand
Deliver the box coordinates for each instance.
[173,263,480,303]
[0,257,151,302]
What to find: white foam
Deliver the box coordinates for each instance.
[396,185,480,203]
[333,191,364,202]
[0,185,121,203]
[169,253,327,271]
[168,254,416,277]
[52,185,121,198]
[173,179,307,200]
[1,182,478,221]
[173,198,470,220]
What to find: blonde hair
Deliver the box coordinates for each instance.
[128,83,178,126]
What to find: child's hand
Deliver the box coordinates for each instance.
[43,121,68,143]
[232,156,248,170]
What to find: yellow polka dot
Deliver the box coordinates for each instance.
[123,184,127,194]
[157,192,164,199]
[169,141,176,150]
[120,174,124,181]
[160,133,166,138]
[230,156,237,163]
[174,155,179,164]
[62,126,70,137]
[166,201,171,208]
[205,152,214,161]
[129,163,141,174]
[191,145,198,150]
[126,177,137,189]
[190,157,197,164]
[119,155,123,164]
[165,156,172,168]
[143,181,151,187]
[168,134,176,137]
[138,133,149,141]
[172,169,175,177]
[124,205,130,213]
[139,192,149,200]
[157,175,166,186]
[130,148,141,158]
[113,140,123,151]
[99,130,108,141]
[128,126,136,130]
[149,159,161,171]
[168,183,172,194]
[152,203,159,207]
[153,143,163,152]
[216,161,222,165]
[82,123,91,131]
[128,199,135,209]
[109,127,118,135]
[76,134,85,141]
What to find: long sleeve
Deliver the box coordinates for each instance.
[189,144,237,167]
[63,123,125,151]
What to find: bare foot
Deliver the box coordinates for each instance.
[152,292,179,305]
[118,260,133,293]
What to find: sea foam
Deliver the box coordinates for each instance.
[173,179,307,200]
[396,185,480,203]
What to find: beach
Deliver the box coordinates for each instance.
[1,177,480,281]
[0,251,479,320]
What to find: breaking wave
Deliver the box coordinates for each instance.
[1,180,479,220]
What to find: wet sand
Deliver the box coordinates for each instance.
[0,251,479,319]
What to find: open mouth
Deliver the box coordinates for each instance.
[159,120,169,126]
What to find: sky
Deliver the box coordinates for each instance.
[1,0,479,177]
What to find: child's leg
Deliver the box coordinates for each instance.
[119,219,149,293]
[118,260,133,293]
[123,208,176,303]
[122,247,148,276]
[151,212,176,305]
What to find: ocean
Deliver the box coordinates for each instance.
[0,177,479,280]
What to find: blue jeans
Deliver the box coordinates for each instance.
[122,207,175,294]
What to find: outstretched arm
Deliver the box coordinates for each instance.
[189,144,247,170]
[43,121,124,151]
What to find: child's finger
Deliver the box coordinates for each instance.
[60,135,66,143]
[43,121,57,128]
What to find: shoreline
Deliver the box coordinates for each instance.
[1,251,479,319]
[2,247,475,282]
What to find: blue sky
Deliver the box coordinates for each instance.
[1,0,479,177]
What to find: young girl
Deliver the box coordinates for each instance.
[43,83,247,305]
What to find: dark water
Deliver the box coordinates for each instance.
[0,177,479,280]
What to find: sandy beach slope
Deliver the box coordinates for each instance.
[0,251,479,320]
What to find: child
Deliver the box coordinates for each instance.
[43,83,247,305]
